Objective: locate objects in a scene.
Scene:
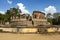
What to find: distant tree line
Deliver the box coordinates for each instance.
[47,13,60,25]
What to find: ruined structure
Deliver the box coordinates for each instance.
[10,11,50,27]
[32,11,45,19]
[0,11,50,33]
[32,11,50,26]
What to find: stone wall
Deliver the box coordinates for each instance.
[0,28,17,32]
[18,28,38,33]
[0,28,38,33]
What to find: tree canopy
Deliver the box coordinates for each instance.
[0,8,21,24]
[47,12,60,25]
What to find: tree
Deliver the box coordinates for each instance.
[0,13,9,24]
[52,18,58,25]
[0,13,3,24]
[57,16,60,25]
[47,13,53,25]
[5,10,12,22]
[5,8,21,22]
[53,13,60,18]
[46,13,52,18]
[52,13,60,25]
[47,18,52,25]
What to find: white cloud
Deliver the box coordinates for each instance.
[41,11,46,14]
[0,11,5,14]
[44,6,57,14]
[7,0,12,4]
[17,3,30,14]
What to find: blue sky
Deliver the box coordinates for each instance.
[0,0,60,14]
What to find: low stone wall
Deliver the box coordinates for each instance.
[0,28,17,32]
[0,25,60,33]
[18,28,37,33]
[47,28,57,32]
[0,28,38,33]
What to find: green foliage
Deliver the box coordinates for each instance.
[0,8,21,24]
[51,16,60,25]
[5,8,21,21]
[46,13,51,18]
[57,16,60,25]
[53,13,60,18]
[47,18,52,24]
[0,13,8,24]
[52,13,60,25]
[47,12,60,25]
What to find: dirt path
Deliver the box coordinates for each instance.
[0,33,60,40]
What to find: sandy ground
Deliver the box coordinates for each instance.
[0,33,60,40]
